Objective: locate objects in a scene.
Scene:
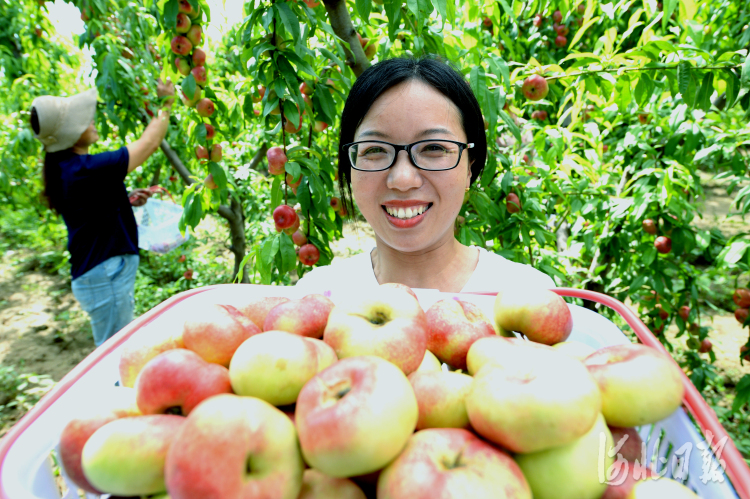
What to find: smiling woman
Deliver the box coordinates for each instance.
[296,57,554,294]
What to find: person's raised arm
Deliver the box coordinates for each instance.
[126,78,175,174]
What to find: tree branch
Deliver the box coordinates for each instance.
[323,0,371,77]
[159,140,194,185]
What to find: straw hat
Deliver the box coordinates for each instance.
[31,89,98,153]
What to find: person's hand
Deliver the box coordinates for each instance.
[128,188,153,207]
[156,78,175,108]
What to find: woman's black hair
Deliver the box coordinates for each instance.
[31,106,70,214]
[336,56,488,218]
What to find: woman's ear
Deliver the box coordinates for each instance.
[466,160,474,189]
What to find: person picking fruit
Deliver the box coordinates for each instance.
[29,79,175,346]
[296,57,553,293]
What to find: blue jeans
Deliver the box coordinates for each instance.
[71,254,139,346]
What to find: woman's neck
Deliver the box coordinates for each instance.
[71,144,89,155]
[370,237,479,293]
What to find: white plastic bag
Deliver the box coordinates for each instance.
[132,198,189,254]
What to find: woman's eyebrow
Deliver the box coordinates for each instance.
[356,127,456,140]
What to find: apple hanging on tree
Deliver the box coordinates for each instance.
[273,205,298,230]
[192,47,206,66]
[506,193,521,213]
[642,218,657,234]
[196,98,214,117]
[210,144,222,162]
[204,123,215,140]
[176,13,191,33]
[187,25,202,46]
[521,75,549,101]
[174,58,190,76]
[267,146,287,175]
[170,36,192,56]
[733,288,750,308]
[654,236,672,254]
[298,244,320,266]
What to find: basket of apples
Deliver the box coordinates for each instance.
[0,284,748,499]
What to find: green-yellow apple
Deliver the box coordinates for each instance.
[626,476,698,498]
[466,349,601,453]
[182,303,261,366]
[466,335,554,375]
[425,298,496,370]
[407,370,472,430]
[601,468,659,499]
[119,320,184,387]
[323,286,428,374]
[229,331,337,406]
[515,413,614,499]
[134,348,232,416]
[295,356,418,477]
[583,344,685,427]
[165,394,304,498]
[416,350,442,373]
[380,282,419,303]
[494,288,573,344]
[263,293,335,338]
[235,296,290,329]
[59,388,141,493]
[81,414,185,496]
[377,428,532,499]
[298,469,367,499]
[553,340,596,360]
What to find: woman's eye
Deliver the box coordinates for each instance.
[361,147,386,156]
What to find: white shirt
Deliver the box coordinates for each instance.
[295,247,555,294]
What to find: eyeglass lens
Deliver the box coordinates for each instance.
[348,141,462,171]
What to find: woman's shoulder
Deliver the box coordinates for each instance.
[295,251,378,293]
[462,246,556,292]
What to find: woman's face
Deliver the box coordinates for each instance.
[351,80,472,255]
[75,122,99,147]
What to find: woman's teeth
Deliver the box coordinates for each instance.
[385,205,428,219]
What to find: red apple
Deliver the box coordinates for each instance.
[638,113,650,124]
[170,36,192,56]
[531,110,548,120]
[407,370,473,430]
[203,123,215,139]
[192,47,206,66]
[733,288,750,308]
[493,287,573,344]
[186,24,202,46]
[424,298,496,370]
[323,285,428,374]
[174,57,190,76]
[175,12,191,33]
[267,146,287,175]
[377,428,531,499]
[699,338,712,353]
[203,174,217,189]
[292,230,307,246]
[165,394,304,498]
[678,305,690,321]
[313,120,328,132]
[299,81,313,95]
[330,196,341,211]
[286,173,302,189]
[134,349,232,416]
[642,219,657,235]
[654,303,669,320]
[191,65,207,86]
[273,204,297,229]
[506,192,521,213]
[553,23,569,36]
[178,0,194,14]
[299,243,320,266]
[235,296,290,329]
[522,74,549,101]
[533,14,543,27]
[184,269,193,280]
[196,98,214,117]
[735,308,748,324]
[555,34,568,47]
[295,356,418,477]
[210,144,222,162]
[182,303,261,366]
[263,294,335,338]
[195,145,208,160]
[552,10,562,22]
[654,236,672,254]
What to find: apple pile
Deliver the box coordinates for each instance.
[58,285,695,498]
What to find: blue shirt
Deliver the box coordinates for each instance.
[56,147,138,279]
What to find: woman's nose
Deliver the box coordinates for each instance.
[386,150,423,192]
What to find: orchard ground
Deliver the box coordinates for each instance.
[0,183,747,439]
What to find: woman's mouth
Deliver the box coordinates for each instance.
[382,203,432,228]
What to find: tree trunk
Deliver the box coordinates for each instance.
[323,0,371,77]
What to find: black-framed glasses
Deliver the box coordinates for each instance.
[343,139,474,172]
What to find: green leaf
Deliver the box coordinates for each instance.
[163,0,179,30]
[271,176,283,210]
[696,72,714,112]
[279,233,297,274]
[258,236,280,284]
[274,2,301,43]
[208,163,227,190]
[276,56,300,100]
[718,240,749,265]
[498,111,521,142]
[615,74,632,112]
[733,53,750,107]
[677,61,691,98]
[634,73,653,108]
[642,245,657,266]
[725,70,740,109]
[356,0,372,23]
[732,374,750,413]
[662,0,677,31]
[430,0,447,22]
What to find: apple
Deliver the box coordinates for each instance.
[654,236,672,254]
[230,331,336,405]
[742,345,750,361]
[583,343,685,427]
[626,476,699,498]
[553,340,596,361]
[365,42,377,59]
[380,282,419,303]
[425,298,496,370]
[191,66,207,86]
[187,2,201,18]
[178,0,194,14]
[134,348,232,416]
[186,24,202,46]
[466,336,552,375]
[736,308,749,324]
[416,349,442,372]
[553,23,569,36]
[182,86,201,107]
[286,173,302,189]
[299,243,320,266]
[552,9,562,23]
[377,428,532,499]
[533,14,543,27]
[299,469,366,499]
[603,144,609,152]
[733,288,750,308]
[210,144,222,162]
[295,356,418,477]
[184,269,193,280]
[654,303,669,320]
[283,215,300,235]
[165,394,304,499]
[531,110,548,120]
[699,338,712,353]
[192,47,206,66]
[408,370,472,430]
[515,413,613,499]
[263,293,335,338]
[252,85,266,103]
[170,36,192,56]
[59,389,141,494]
[235,296,290,329]
[506,192,521,213]
[292,230,307,246]
[182,303,261,366]
[303,0,320,6]
[81,415,185,496]
[601,468,659,499]
[521,75,549,101]
[267,146,287,175]
[554,35,568,47]
[313,120,328,132]
[493,287,573,344]
[273,204,297,230]
[175,12,191,33]
[330,196,341,211]
[642,218,657,234]
[299,81,313,95]
[174,57,190,76]
[678,305,690,320]
[195,145,208,160]
[638,113,650,124]
[203,123,215,139]
[204,174,218,189]
[284,113,304,134]
[466,350,601,453]
[196,98,214,117]
[119,321,185,388]
[323,285,428,374]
